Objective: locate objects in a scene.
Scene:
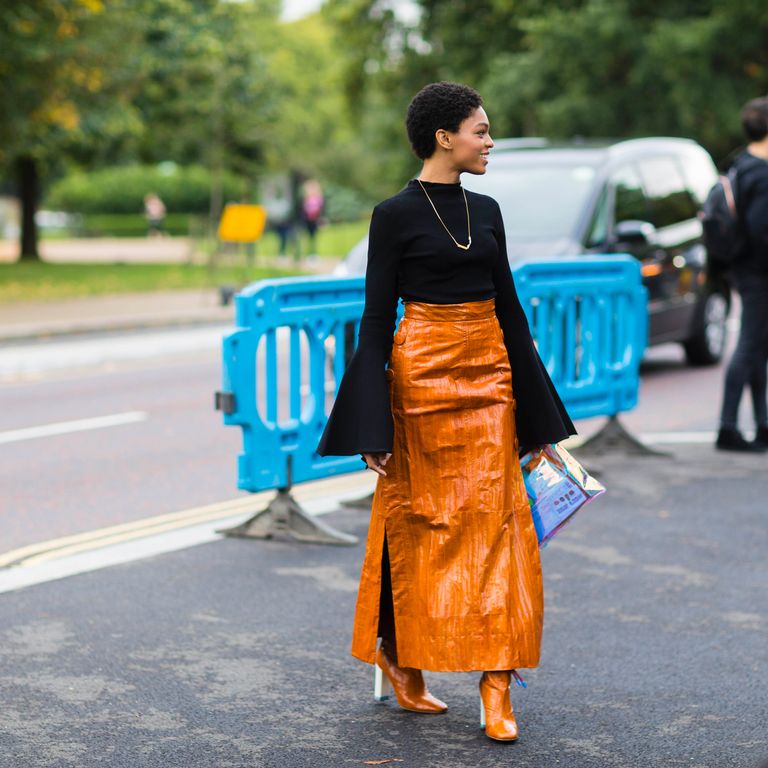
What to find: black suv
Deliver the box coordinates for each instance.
[337,137,730,365]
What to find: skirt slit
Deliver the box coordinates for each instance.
[377,532,398,661]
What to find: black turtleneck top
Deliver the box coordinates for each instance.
[317,179,575,457]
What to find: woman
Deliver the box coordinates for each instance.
[317,82,575,742]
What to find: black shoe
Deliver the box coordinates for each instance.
[716,427,767,453]
[754,426,768,448]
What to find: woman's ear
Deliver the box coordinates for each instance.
[435,128,452,151]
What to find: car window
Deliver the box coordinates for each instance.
[637,157,699,227]
[585,184,609,247]
[678,148,718,205]
[611,165,648,223]
[464,163,596,239]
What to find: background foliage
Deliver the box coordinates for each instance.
[2,0,767,258]
[46,165,245,214]
[326,0,768,180]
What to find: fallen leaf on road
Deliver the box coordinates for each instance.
[363,760,404,765]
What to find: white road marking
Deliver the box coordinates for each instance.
[566,430,718,448]
[640,431,717,444]
[0,472,377,594]
[0,411,147,445]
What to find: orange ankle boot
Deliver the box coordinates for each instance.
[479,671,519,741]
[374,646,447,714]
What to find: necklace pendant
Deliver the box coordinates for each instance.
[456,237,471,251]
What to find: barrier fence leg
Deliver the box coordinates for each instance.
[576,414,669,457]
[219,488,358,546]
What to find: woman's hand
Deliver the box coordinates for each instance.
[363,452,392,476]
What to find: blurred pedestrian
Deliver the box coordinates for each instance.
[317,82,575,742]
[143,192,166,238]
[300,179,324,261]
[263,181,297,262]
[716,97,768,452]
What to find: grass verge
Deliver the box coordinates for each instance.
[0,262,308,303]
[40,217,369,257]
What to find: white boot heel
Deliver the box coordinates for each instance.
[374,663,392,701]
[480,697,486,727]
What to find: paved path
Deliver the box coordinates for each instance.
[0,237,195,264]
[0,290,233,341]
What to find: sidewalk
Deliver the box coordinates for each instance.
[0,290,235,341]
[0,237,195,265]
[0,445,766,768]
[0,268,341,343]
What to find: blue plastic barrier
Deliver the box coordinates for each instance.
[513,257,647,423]
[219,256,646,493]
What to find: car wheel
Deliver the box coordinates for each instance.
[683,291,728,366]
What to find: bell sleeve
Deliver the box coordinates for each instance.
[317,203,401,457]
[490,202,577,454]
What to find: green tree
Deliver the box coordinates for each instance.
[125,0,283,223]
[263,11,389,206]
[483,0,768,161]
[321,0,436,196]
[324,0,768,189]
[0,0,141,259]
[1,0,287,259]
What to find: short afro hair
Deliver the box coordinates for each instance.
[405,82,483,160]
[742,97,768,142]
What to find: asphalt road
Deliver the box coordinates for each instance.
[1,323,768,767]
[0,322,741,556]
[1,347,241,552]
[0,442,766,768]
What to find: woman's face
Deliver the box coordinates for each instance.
[445,106,494,175]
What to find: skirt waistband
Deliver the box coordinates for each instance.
[403,298,496,322]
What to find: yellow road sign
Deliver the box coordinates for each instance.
[218,203,267,243]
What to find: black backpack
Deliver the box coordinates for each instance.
[701,166,745,267]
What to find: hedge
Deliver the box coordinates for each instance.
[45,164,377,224]
[46,164,245,214]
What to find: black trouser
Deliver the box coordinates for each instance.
[377,534,397,662]
[719,272,768,430]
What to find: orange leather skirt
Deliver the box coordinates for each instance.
[351,298,544,672]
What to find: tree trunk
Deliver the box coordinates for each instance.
[17,155,40,261]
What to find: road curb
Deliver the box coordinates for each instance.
[0,314,234,344]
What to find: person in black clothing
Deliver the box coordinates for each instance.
[317,82,575,742]
[316,98,574,464]
[717,97,768,452]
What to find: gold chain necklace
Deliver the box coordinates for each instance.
[417,178,472,251]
